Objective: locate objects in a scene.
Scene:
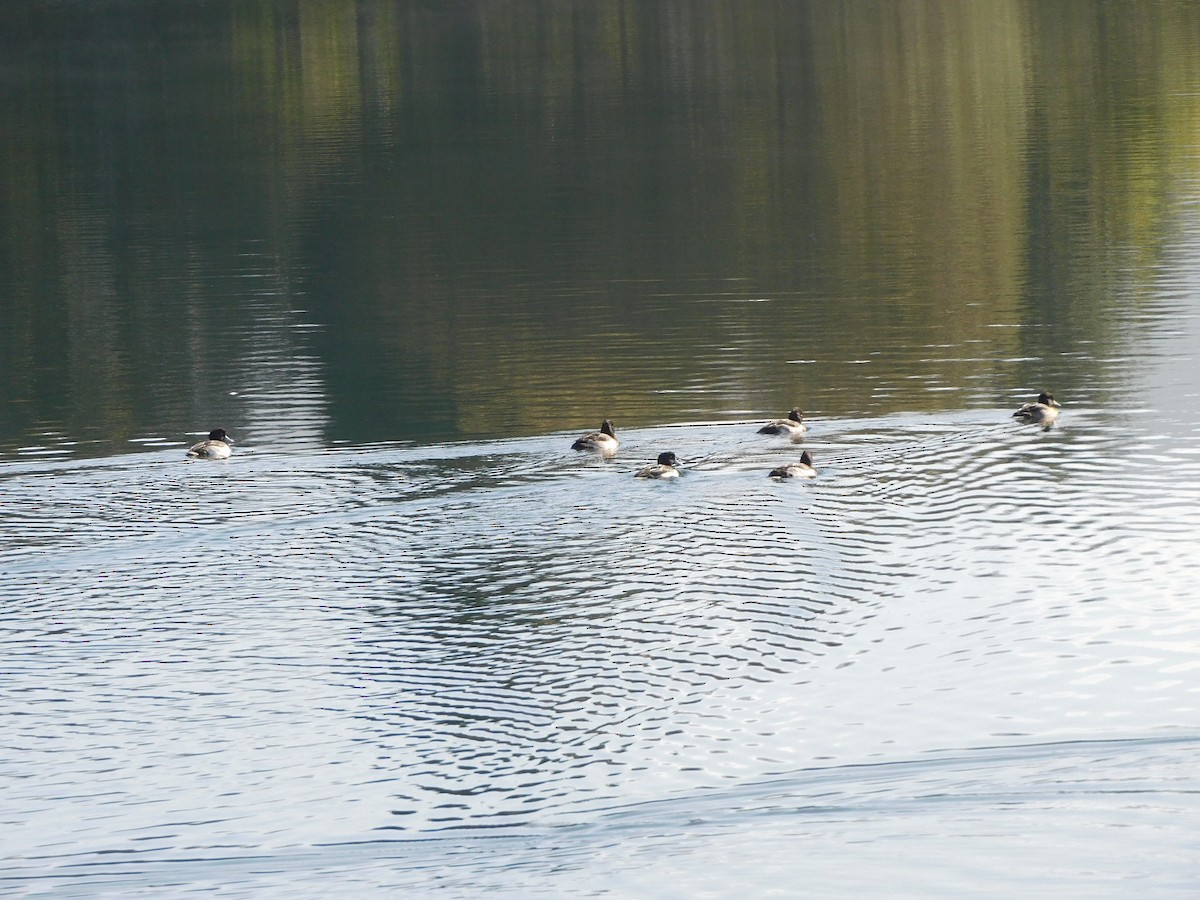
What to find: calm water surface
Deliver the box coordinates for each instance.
[3,2,1200,896]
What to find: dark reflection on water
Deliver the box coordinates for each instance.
[2,1,1199,454]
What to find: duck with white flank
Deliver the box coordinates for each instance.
[757,407,806,436]
[1013,392,1061,425]
[571,419,619,454]
[635,452,680,479]
[769,451,816,479]
[186,428,233,459]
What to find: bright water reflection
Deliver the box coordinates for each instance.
[5,382,1200,893]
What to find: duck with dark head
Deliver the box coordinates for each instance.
[769,451,816,479]
[635,451,680,479]
[571,419,619,455]
[186,428,233,459]
[758,407,806,436]
[1013,392,1061,426]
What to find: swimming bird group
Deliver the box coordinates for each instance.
[567,392,1060,480]
[186,393,1059,468]
[570,409,817,480]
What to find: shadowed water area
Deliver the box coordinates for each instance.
[4,1,1200,895]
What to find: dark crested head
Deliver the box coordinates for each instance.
[788,407,804,422]
[208,428,229,442]
[1038,392,1060,407]
[657,451,677,466]
[601,419,616,436]
[800,450,813,466]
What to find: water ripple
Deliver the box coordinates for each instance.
[4,408,1200,866]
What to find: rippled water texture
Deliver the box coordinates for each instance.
[5,394,1200,895]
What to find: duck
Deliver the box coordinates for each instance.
[571,419,619,454]
[769,451,816,479]
[757,407,807,436]
[186,428,233,459]
[635,452,680,479]
[1013,392,1061,425]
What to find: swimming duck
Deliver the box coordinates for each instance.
[769,451,816,479]
[186,428,233,459]
[571,419,619,454]
[1013,392,1061,425]
[635,452,680,479]
[758,407,807,436]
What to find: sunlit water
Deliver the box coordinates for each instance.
[5,387,1200,896]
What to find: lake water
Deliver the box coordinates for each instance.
[4,2,1200,896]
